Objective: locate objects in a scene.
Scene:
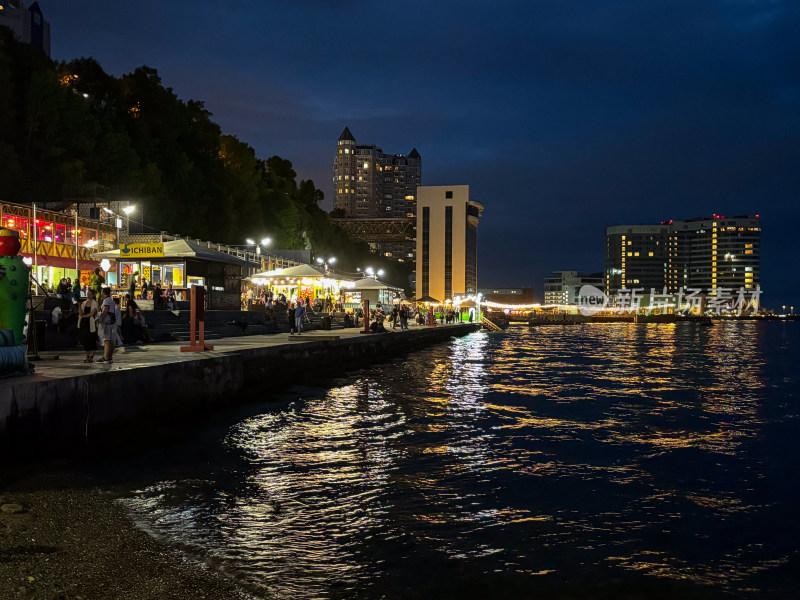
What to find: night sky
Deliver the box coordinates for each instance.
[44,1,800,306]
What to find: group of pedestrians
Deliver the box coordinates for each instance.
[77,286,118,363]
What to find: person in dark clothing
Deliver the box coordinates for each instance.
[287,303,296,334]
[120,302,141,345]
[141,278,149,299]
[153,283,163,309]
[128,274,137,302]
[295,301,305,334]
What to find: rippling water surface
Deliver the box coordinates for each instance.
[122,322,800,599]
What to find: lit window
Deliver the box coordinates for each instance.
[363,162,369,169]
[648,251,654,257]
[634,252,639,257]
[745,250,753,254]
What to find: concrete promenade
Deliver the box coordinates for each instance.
[0,323,481,453]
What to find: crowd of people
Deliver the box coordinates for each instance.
[75,287,149,363]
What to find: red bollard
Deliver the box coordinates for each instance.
[428,306,435,326]
[180,285,214,352]
[360,299,371,334]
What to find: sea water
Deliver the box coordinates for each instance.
[121,322,799,599]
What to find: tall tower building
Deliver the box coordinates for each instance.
[416,185,483,301]
[332,127,421,260]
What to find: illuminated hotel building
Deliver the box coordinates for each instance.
[605,225,670,293]
[416,185,483,302]
[605,215,761,294]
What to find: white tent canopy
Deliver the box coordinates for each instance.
[247,264,330,282]
[351,277,403,291]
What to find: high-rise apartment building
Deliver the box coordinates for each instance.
[332,127,421,261]
[416,185,483,302]
[605,215,761,294]
[333,127,421,219]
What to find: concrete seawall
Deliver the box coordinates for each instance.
[0,324,480,453]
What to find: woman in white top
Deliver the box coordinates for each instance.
[97,287,115,364]
[77,290,99,363]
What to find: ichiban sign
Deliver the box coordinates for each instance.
[119,242,165,257]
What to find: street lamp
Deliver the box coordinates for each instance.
[316,256,337,271]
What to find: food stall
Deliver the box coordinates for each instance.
[94,239,247,309]
[247,264,355,309]
[344,277,404,309]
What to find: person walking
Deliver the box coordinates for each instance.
[141,278,149,299]
[77,289,99,363]
[287,302,296,334]
[295,299,305,334]
[96,287,115,363]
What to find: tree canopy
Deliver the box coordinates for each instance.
[0,29,411,288]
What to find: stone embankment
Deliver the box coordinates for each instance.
[0,324,480,454]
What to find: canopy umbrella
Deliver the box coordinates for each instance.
[416,295,440,304]
[459,299,477,308]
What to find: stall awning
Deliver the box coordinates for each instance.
[21,253,98,271]
[93,239,247,265]
[351,277,403,291]
[248,264,347,282]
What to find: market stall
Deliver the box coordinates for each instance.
[344,277,404,309]
[246,264,355,310]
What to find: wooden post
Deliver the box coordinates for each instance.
[180,285,214,351]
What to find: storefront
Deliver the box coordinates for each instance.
[1,201,115,291]
[95,239,247,309]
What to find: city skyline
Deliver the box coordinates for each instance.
[40,1,800,305]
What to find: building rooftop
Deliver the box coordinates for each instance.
[338,126,355,142]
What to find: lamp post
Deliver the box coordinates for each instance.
[243,237,271,272]
[315,256,337,272]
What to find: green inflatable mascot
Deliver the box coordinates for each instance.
[0,225,31,374]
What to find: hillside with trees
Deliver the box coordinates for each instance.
[0,28,410,287]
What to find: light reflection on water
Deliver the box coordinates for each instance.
[123,322,800,599]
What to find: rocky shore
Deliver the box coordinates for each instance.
[0,469,251,600]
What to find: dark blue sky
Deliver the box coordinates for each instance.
[44,1,800,306]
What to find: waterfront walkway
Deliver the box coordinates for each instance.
[1,323,481,452]
[17,324,445,382]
